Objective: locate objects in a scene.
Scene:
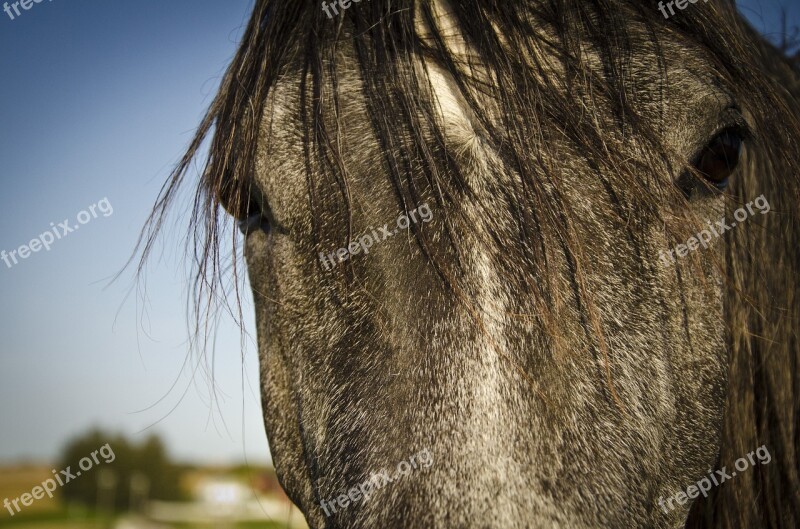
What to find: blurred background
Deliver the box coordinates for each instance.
[0,1,796,528]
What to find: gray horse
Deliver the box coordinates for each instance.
[139,1,800,527]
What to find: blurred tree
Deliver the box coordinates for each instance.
[57,429,185,512]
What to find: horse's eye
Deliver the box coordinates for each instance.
[236,198,271,236]
[692,128,745,190]
[238,211,270,236]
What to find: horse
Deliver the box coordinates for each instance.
[138,1,800,527]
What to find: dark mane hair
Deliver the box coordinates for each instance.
[136,1,800,526]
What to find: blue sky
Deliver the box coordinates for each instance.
[0,0,265,465]
[0,0,797,466]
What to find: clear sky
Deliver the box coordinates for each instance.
[0,0,266,466]
[0,0,797,466]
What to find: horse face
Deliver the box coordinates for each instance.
[242,6,750,529]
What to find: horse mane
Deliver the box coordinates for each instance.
[136,1,800,526]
